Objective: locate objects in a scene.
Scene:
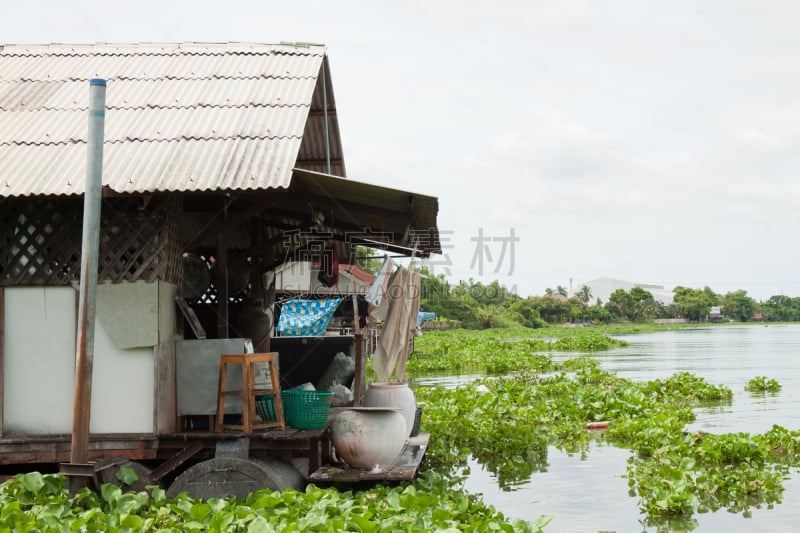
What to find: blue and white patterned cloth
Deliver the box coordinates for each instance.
[277,298,342,336]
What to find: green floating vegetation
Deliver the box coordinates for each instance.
[745,376,782,393]
[411,329,800,525]
[408,327,628,375]
[417,365,734,491]
[0,470,549,532]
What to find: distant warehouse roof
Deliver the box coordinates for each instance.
[0,42,345,197]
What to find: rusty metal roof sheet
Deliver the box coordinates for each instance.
[0,42,345,197]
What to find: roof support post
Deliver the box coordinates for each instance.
[65,78,106,495]
[321,57,331,175]
[0,287,5,436]
[216,234,229,339]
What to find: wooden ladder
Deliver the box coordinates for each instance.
[216,352,285,432]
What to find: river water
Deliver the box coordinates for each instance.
[417,325,800,533]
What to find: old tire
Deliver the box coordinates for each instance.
[166,457,305,500]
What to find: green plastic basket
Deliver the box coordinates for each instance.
[255,395,277,422]
[281,389,333,430]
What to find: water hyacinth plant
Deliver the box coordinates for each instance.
[410,327,800,527]
[0,470,549,532]
[408,328,628,375]
[745,376,782,393]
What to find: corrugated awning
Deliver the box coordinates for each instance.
[287,169,440,256]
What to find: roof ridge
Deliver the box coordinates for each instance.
[2,41,325,46]
[1,42,325,57]
[0,102,313,112]
[1,134,305,147]
[8,74,319,83]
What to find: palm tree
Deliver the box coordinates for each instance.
[555,285,568,297]
[576,285,592,304]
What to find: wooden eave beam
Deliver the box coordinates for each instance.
[261,222,417,268]
[294,158,344,167]
[307,109,337,117]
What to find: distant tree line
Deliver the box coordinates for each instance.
[417,270,799,329]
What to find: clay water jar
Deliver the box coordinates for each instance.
[329,408,406,468]
[362,381,417,436]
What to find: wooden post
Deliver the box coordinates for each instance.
[249,218,265,303]
[245,217,270,353]
[265,276,276,352]
[351,294,365,406]
[216,234,229,339]
[0,287,4,436]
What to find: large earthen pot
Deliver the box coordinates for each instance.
[329,408,406,468]
[362,382,417,436]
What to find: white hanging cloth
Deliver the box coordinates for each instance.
[365,255,393,307]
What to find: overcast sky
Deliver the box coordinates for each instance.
[5,1,800,300]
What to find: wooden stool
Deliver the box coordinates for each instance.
[216,352,285,432]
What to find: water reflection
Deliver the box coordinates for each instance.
[411,373,483,389]
[464,442,647,533]
[417,325,800,532]
[592,325,800,435]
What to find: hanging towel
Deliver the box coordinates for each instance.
[394,269,420,382]
[277,298,342,336]
[371,266,420,381]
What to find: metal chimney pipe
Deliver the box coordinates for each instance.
[67,78,106,493]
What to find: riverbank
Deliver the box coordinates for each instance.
[512,321,799,336]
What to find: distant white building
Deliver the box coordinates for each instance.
[573,277,674,306]
[708,306,724,322]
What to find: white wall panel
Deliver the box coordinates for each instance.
[3,284,156,435]
[3,287,75,434]
[90,317,154,433]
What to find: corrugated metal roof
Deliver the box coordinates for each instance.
[0,42,345,197]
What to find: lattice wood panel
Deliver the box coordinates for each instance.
[0,198,82,286]
[97,196,183,285]
[0,195,183,286]
[161,196,183,285]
